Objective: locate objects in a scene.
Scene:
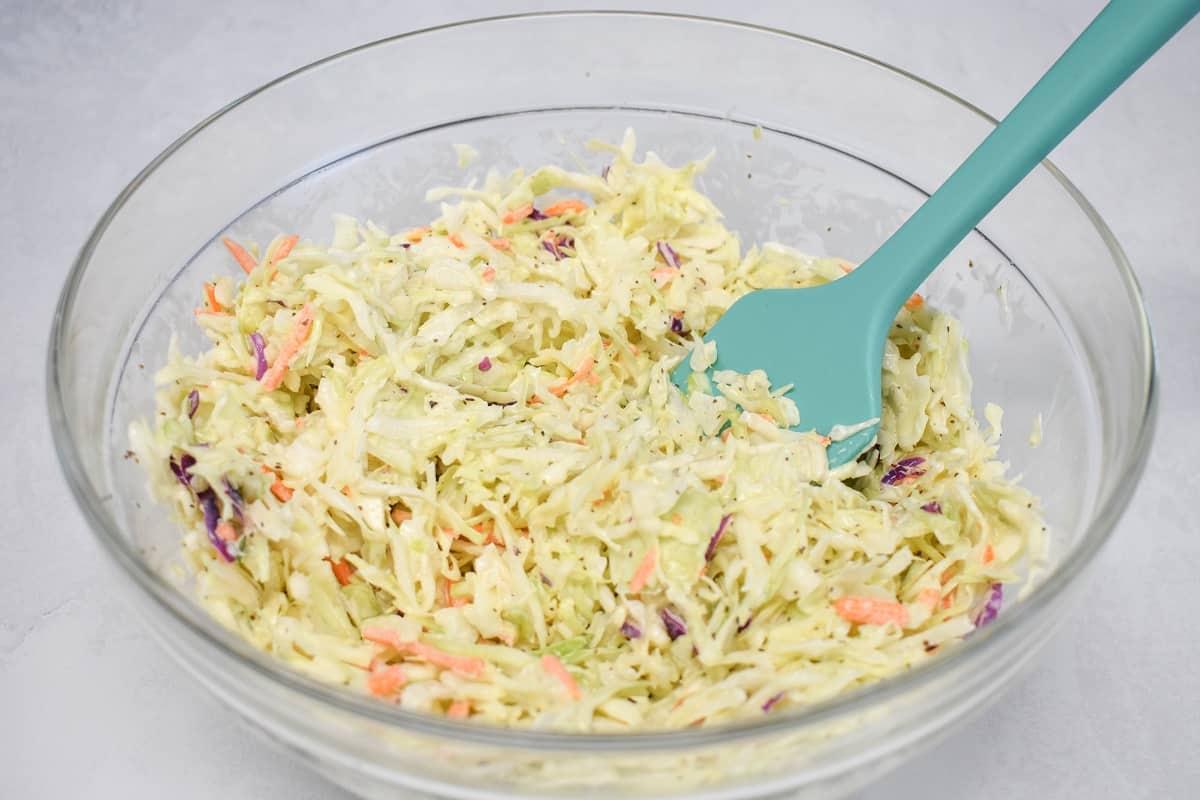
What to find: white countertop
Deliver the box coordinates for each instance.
[4,1,1198,797]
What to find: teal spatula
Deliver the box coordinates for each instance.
[672,0,1198,467]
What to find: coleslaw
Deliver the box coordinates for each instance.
[131,132,1047,731]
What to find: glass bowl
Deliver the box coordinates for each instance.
[48,12,1155,800]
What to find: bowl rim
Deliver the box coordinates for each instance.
[47,10,1158,751]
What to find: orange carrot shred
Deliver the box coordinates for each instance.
[270,479,293,503]
[834,596,910,627]
[222,237,258,274]
[260,302,314,392]
[905,293,925,310]
[528,395,544,405]
[403,226,432,243]
[650,266,680,286]
[267,234,299,268]
[406,641,486,677]
[942,588,957,610]
[366,663,408,697]
[917,588,940,609]
[328,557,355,586]
[448,233,466,249]
[982,544,995,564]
[548,356,596,397]
[203,282,223,313]
[542,199,588,216]
[487,238,511,251]
[501,203,534,225]
[362,627,486,678]
[481,266,497,282]
[629,548,658,595]
[541,654,582,700]
[214,522,237,542]
[391,507,412,525]
[446,700,470,719]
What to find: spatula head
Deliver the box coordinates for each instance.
[671,279,889,467]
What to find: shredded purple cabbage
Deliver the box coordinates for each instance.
[478,356,492,372]
[249,332,268,380]
[973,583,1003,628]
[541,233,573,260]
[600,165,610,181]
[187,389,199,418]
[620,620,642,639]
[528,208,548,221]
[704,514,733,562]
[921,501,942,514]
[168,453,196,490]
[762,692,784,713]
[881,456,926,485]
[221,476,244,524]
[656,241,681,269]
[670,316,684,334]
[661,608,687,640]
[736,615,754,634]
[197,488,235,562]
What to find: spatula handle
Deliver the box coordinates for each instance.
[856,0,1199,314]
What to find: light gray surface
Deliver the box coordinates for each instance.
[3,1,1197,797]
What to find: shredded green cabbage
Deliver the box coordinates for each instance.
[132,132,1047,731]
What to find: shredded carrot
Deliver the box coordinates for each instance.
[340,485,352,497]
[391,507,412,525]
[982,544,995,564]
[917,588,940,609]
[270,479,293,503]
[481,266,497,282]
[473,520,502,546]
[407,641,486,677]
[222,237,258,274]
[487,238,511,251]
[629,548,658,595]
[448,233,466,249]
[327,557,355,586]
[528,395,543,406]
[905,292,925,310]
[447,700,470,719]
[942,588,957,610]
[834,596,910,627]
[203,282,223,313]
[366,663,408,697]
[542,199,588,216]
[629,344,640,356]
[362,627,407,648]
[650,266,680,287]
[670,513,683,525]
[501,203,534,225]
[267,234,299,268]
[548,356,597,397]
[591,488,613,507]
[757,412,776,424]
[839,263,854,275]
[214,522,237,542]
[362,628,487,678]
[259,302,314,392]
[721,429,732,442]
[403,226,432,243]
[541,654,582,700]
